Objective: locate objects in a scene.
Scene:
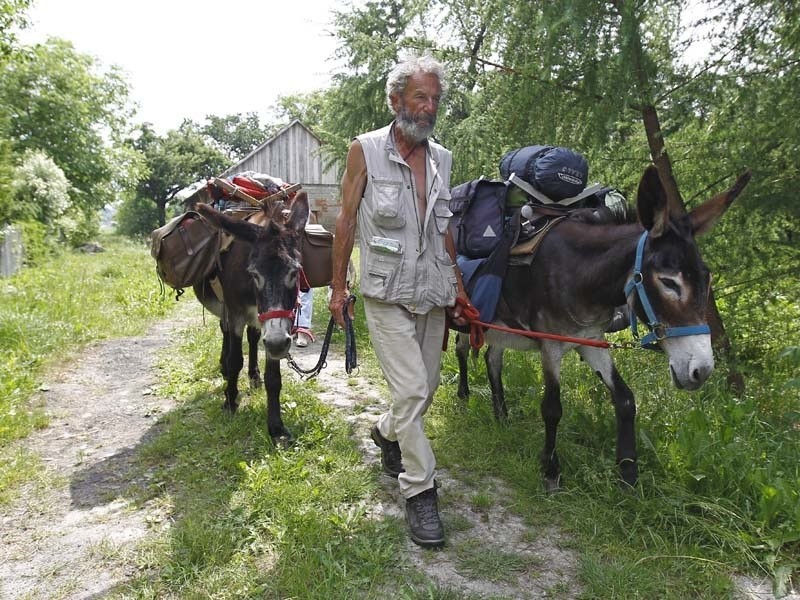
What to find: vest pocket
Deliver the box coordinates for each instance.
[371,178,405,229]
[362,252,401,300]
[433,255,459,305]
[433,198,453,234]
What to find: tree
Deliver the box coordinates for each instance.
[200,112,275,162]
[279,0,429,173]
[133,122,227,227]
[0,38,139,217]
[0,0,31,61]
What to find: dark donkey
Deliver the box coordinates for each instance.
[193,192,310,446]
[456,165,750,489]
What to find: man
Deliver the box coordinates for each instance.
[329,54,471,547]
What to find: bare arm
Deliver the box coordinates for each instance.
[329,140,368,327]
[445,227,472,326]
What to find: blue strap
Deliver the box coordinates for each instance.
[624,231,710,348]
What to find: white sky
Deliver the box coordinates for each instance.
[19,0,346,134]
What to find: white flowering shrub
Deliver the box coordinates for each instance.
[11,150,72,226]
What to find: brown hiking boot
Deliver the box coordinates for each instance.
[405,486,444,547]
[370,425,404,478]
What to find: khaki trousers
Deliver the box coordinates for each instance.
[363,297,445,499]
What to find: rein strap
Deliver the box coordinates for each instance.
[454,298,611,351]
[286,294,358,380]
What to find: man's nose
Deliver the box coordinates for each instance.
[422,97,438,113]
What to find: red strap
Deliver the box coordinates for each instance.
[258,309,295,322]
[454,297,610,350]
[298,269,311,292]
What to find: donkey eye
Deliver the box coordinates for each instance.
[659,277,680,294]
[248,268,265,289]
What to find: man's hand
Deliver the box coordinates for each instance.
[329,287,352,329]
[446,293,477,328]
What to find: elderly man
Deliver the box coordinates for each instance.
[329,54,471,547]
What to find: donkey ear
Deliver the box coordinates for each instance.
[636,165,669,238]
[689,169,751,236]
[196,203,260,243]
[286,190,310,232]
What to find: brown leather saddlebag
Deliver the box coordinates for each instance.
[150,211,219,290]
[300,224,333,288]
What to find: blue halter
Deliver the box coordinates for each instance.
[623,231,711,349]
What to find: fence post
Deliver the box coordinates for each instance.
[0,224,23,278]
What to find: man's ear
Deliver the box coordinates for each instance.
[389,93,400,114]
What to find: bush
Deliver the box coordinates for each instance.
[17,220,58,266]
[11,149,71,226]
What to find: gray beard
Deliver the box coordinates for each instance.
[395,111,435,143]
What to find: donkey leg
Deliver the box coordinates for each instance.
[540,345,566,492]
[455,333,471,401]
[485,345,508,420]
[219,321,230,379]
[577,346,638,487]
[264,357,292,447]
[220,327,244,413]
[246,325,262,388]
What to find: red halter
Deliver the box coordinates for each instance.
[256,269,309,323]
[258,309,295,323]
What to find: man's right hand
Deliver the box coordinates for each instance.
[329,287,351,329]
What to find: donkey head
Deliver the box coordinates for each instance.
[198,191,310,359]
[632,166,750,390]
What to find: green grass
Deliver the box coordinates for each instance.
[0,235,174,500]
[432,336,800,598]
[4,237,798,597]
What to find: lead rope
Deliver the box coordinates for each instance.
[286,294,358,379]
[342,294,358,374]
[454,297,641,351]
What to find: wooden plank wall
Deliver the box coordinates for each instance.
[230,122,339,185]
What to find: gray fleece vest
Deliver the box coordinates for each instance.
[356,123,457,314]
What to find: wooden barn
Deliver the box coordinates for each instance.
[222,119,341,229]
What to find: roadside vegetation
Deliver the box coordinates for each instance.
[0,236,172,502]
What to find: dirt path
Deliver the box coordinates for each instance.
[0,307,782,599]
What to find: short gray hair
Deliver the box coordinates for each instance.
[385,54,448,112]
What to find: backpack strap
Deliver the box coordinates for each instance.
[508,173,604,207]
[508,173,554,204]
[556,183,605,206]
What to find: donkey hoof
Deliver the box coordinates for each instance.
[222,401,239,414]
[271,431,294,449]
[249,375,263,389]
[618,460,638,489]
[543,475,562,494]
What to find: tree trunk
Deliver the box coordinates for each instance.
[705,287,745,394]
[623,3,746,392]
[157,199,167,227]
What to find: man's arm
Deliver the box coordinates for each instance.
[329,140,368,327]
[445,228,472,326]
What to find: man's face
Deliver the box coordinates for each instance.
[393,71,442,143]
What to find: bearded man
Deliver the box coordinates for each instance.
[329,54,472,547]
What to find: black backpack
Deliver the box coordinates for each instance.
[449,177,509,259]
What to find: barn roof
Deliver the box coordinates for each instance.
[222,119,321,176]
